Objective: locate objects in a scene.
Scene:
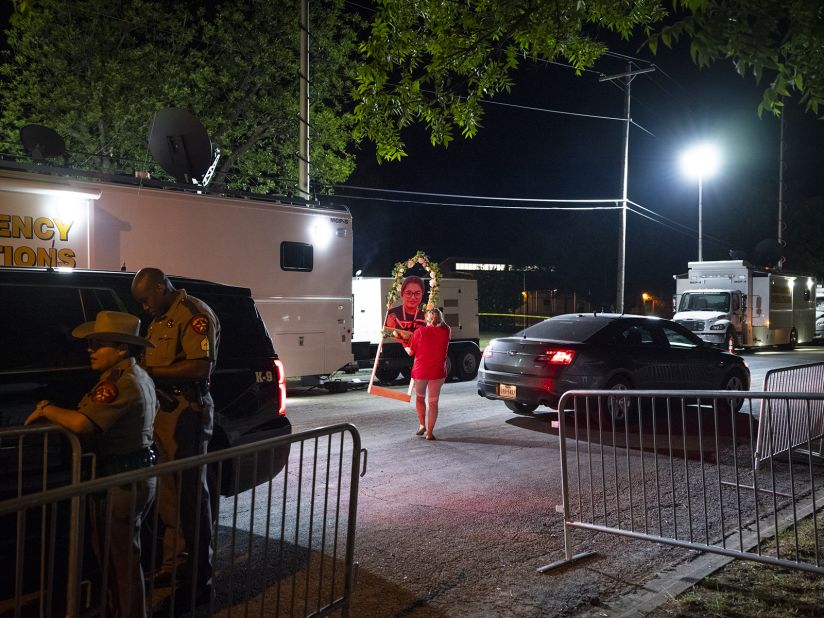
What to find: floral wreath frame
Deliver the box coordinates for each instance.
[385,250,442,315]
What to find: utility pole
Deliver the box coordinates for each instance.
[599,64,654,313]
[298,0,311,200]
[777,113,787,270]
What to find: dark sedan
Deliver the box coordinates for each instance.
[477,313,750,420]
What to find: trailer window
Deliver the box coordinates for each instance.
[280,241,313,272]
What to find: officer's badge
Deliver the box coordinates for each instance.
[166,319,175,328]
[190,314,209,335]
[92,381,118,403]
[201,338,209,351]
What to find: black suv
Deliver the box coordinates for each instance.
[0,267,291,497]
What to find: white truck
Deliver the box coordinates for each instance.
[0,167,354,379]
[351,276,482,383]
[673,260,817,349]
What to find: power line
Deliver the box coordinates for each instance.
[628,205,730,248]
[322,193,623,211]
[325,183,733,247]
[627,199,695,234]
[329,183,621,203]
[480,99,624,122]
[603,50,655,65]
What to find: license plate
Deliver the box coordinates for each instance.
[498,384,516,399]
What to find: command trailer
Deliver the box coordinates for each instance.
[0,167,353,378]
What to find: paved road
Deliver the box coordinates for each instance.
[255,345,824,617]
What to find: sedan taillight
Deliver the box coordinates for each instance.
[483,344,493,359]
[274,358,287,415]
[536,349,575,365]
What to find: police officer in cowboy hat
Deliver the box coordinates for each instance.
[25,310,157,618]
[131,267,219,608]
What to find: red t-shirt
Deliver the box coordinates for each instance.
[409,324,451,380]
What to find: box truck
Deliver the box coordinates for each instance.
[673,260,817,349]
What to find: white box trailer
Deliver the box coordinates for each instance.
[0,168,353,378]
[351,276,481,383]
[673,260,817,349]
[816,284,824,342]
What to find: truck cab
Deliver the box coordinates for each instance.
[673,260,816,349]
[673,289,746,350]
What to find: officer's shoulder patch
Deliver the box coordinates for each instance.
[201,338,209,352]
[92,381,119,404]
[189,314,210,335]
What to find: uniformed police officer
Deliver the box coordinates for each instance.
[131,267,219,607]
[25,310,157,618]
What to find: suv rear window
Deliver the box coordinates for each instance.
[517,317,607,342]
[0,283,123,371]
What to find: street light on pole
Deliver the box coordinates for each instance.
[680,143,720,262]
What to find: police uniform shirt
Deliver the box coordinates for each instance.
[144,289,220,368]
[77,357,156,457]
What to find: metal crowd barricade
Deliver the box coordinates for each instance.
[0,425,87,617]
[755,362,824,468]
[541,390,824,577]
[1,423,365,618]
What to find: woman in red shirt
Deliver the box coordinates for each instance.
[405,308,451,440]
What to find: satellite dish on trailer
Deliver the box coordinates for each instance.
[753,239,783,269]
[148,108,212,184]
[19,124,66,161]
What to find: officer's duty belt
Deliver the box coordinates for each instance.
[170,380,209,398]
[97,446,155,477]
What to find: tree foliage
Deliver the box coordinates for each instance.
[354,0,824,162]
[0,0,360,194]
[353,0,667,161]
[649,0,824,118]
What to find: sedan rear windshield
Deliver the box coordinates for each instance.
[517,318,606,342]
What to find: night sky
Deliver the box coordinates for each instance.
[339,38,824,312]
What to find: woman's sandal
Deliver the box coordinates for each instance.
[415,427,426,436]
[425,434,436,441]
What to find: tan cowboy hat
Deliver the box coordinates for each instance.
[72,311,155,348]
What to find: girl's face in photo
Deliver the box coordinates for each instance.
[401,284,423,311]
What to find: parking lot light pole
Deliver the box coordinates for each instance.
[680,143,720,262]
